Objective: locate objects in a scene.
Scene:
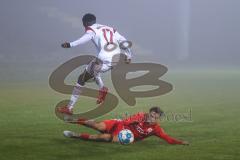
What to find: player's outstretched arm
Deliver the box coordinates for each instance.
[61,42,71,48]
[154,126,189,145]
[181,141,190,145]
[61,31,95,49]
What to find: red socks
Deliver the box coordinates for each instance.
[77,118,87,125]
[80,133,90,140]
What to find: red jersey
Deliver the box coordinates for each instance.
[123,112,183,144]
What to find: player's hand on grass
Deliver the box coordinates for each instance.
[61,42,71,48]
[181,141,190,145]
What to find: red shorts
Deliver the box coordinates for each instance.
[103,119,124,136]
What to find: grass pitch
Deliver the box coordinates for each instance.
[0,70,239,160]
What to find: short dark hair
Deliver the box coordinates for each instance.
[149,106,164,116]
[82,13,96,27]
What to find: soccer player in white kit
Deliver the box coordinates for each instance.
[58,13,132,115]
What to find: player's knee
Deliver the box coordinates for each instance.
[77,74,85,86]
[95,122,106,131]
[101,134,112,142]
[78,71,94,85]
[111,135,119,143]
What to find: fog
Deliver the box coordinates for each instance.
[0,0,240,82]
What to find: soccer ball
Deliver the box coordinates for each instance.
[118,129,134,145]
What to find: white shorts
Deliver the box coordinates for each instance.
[86,46,122,77]
[98,44,122,64]
[85,58,113,77]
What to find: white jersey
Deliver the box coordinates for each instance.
[70,23,132,63]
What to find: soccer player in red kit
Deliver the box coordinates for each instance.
[63,106,189,145]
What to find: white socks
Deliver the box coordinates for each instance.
[68,83,82,110]
[95,75,104,89]
[68,75,104,110]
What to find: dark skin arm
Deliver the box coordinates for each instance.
[125,58,131,64]
[61,42,71,48]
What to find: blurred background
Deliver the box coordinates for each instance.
[0,0,239,83]
[1,2,240,159]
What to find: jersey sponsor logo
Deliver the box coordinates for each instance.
[135,123,153,135]
[147,128,153,133]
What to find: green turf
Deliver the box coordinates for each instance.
[0,70,239,160]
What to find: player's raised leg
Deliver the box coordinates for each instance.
[69,118,107,132]
[95,74,108,104]
[63,131,113,142]
[93,61,113,104]
[58,70,93,114]
[64,117,120,137]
